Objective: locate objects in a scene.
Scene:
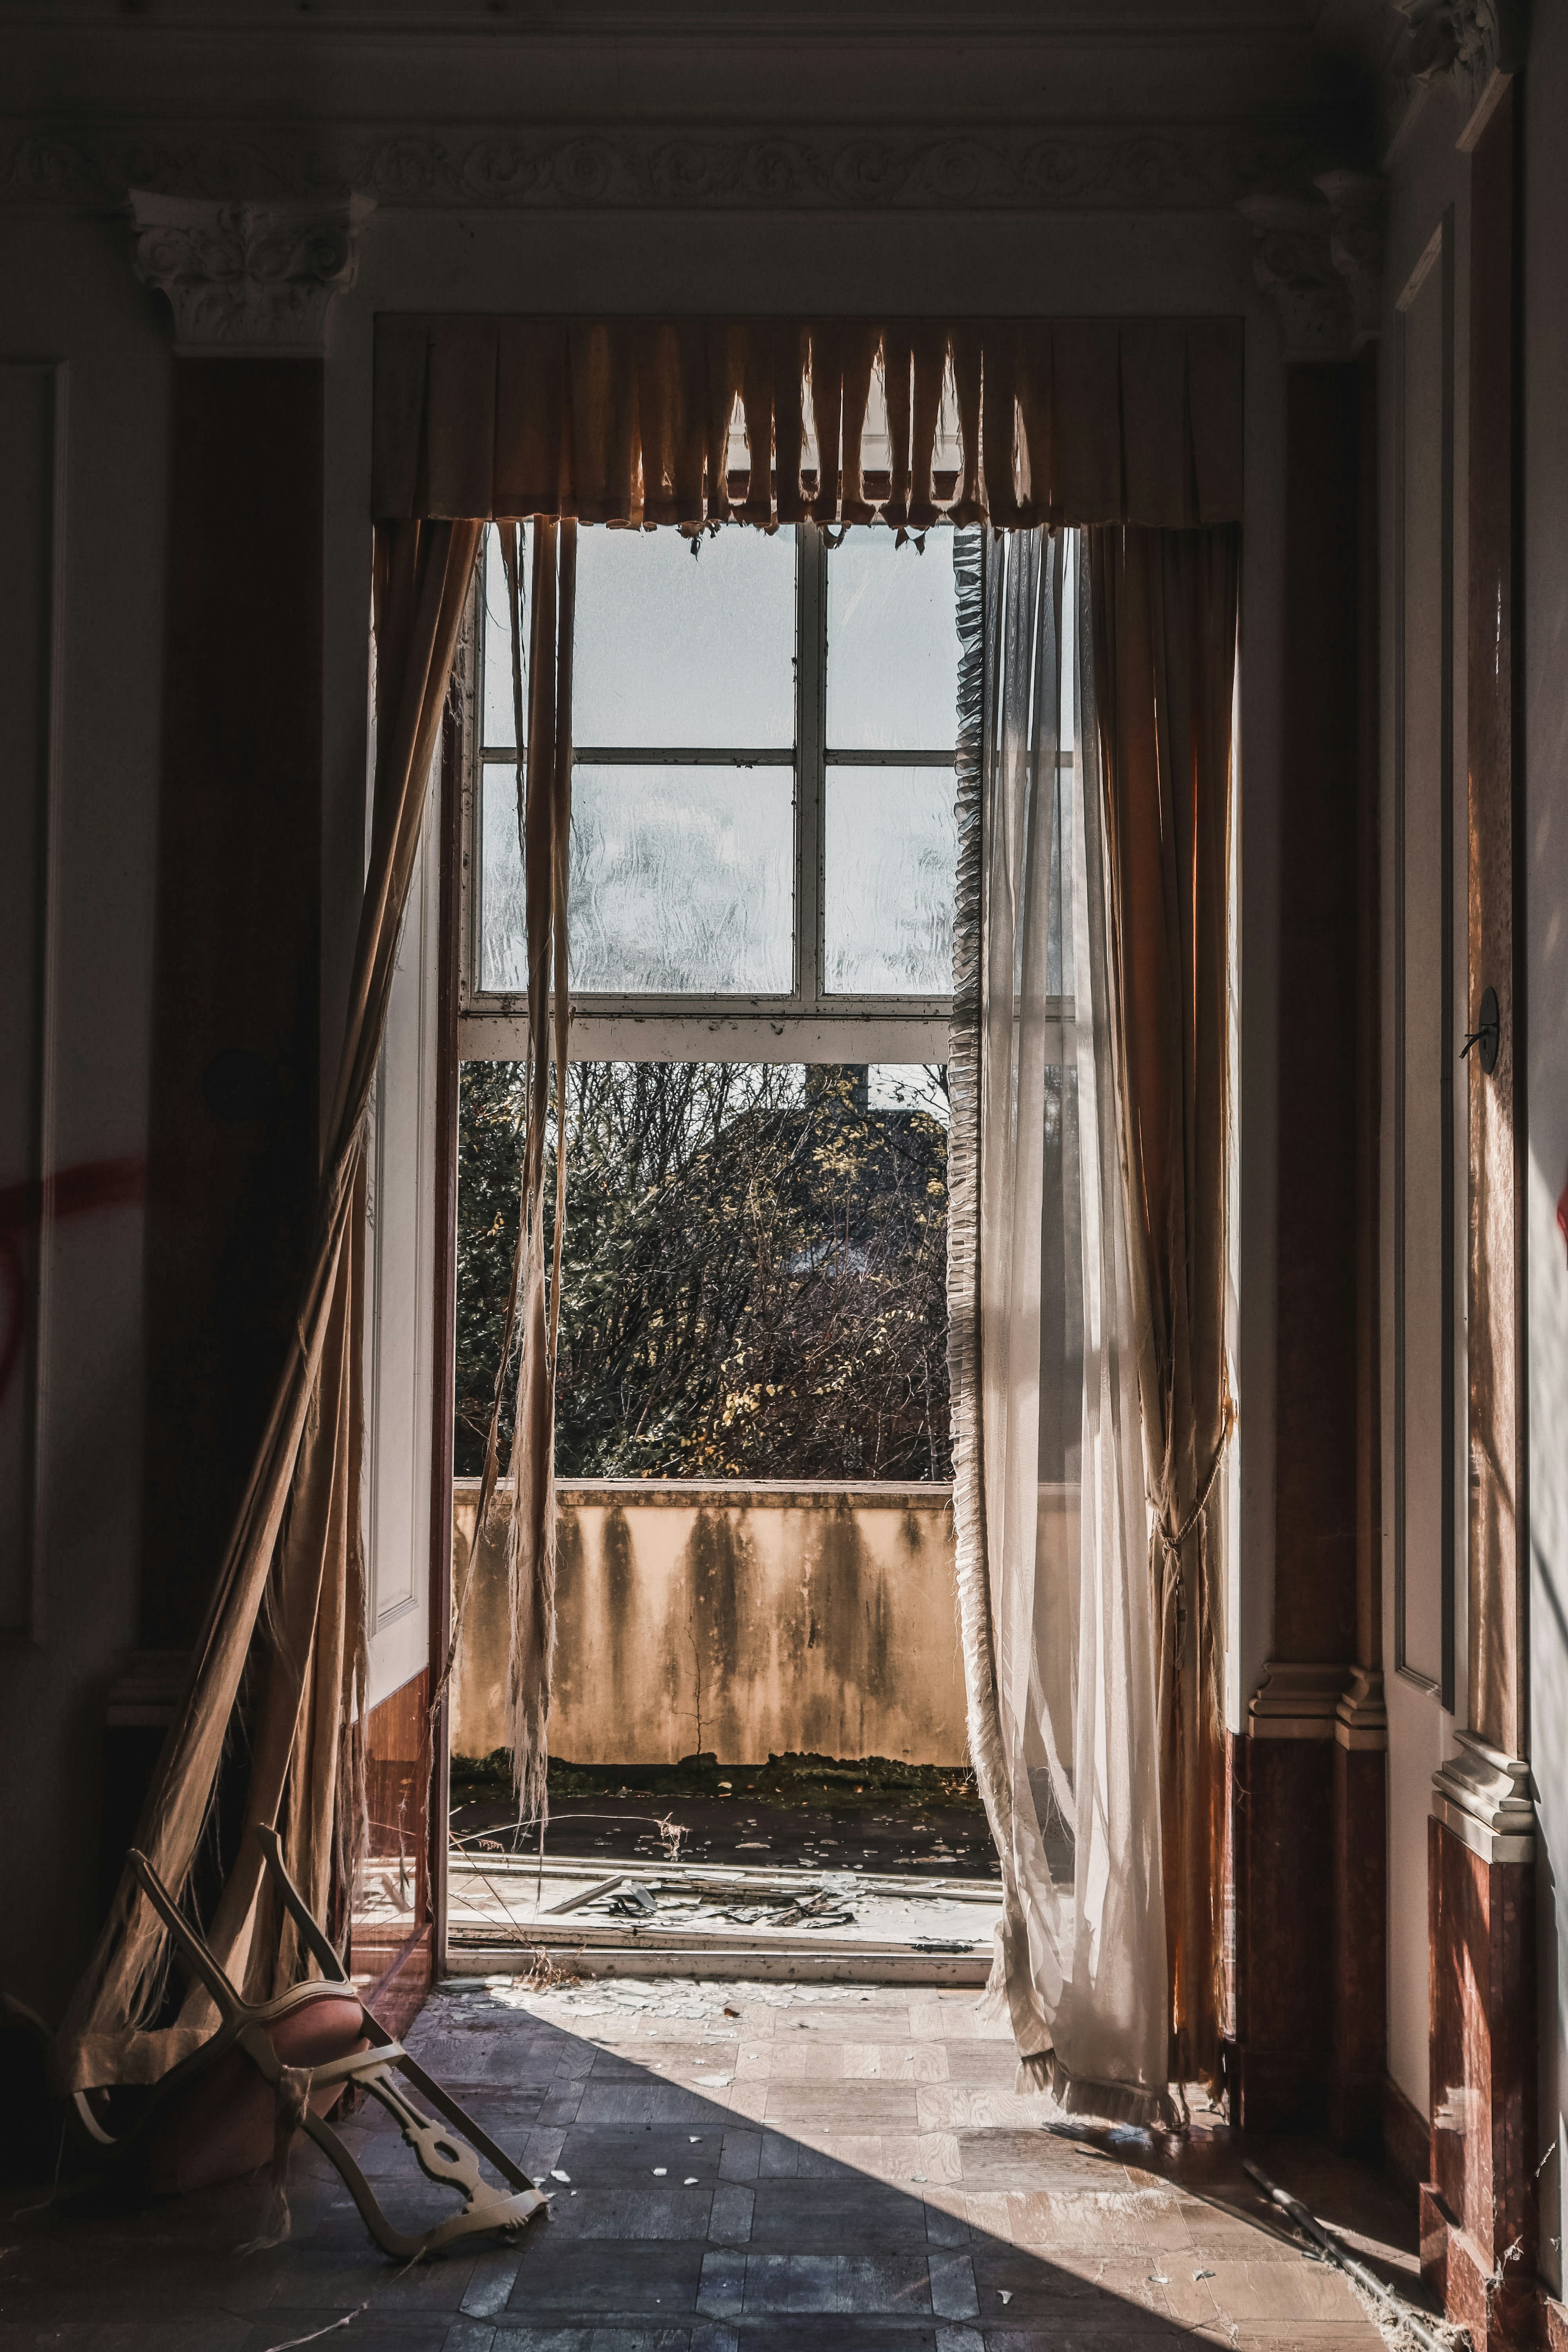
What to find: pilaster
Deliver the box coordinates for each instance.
[129,196,367,1651]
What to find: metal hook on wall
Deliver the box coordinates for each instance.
[1461,985,1501,1076]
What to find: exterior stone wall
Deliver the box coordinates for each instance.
[451,1478,974,1766]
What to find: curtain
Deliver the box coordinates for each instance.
[951,528,1172,2125]
[373,316,1244,533]
[465,520,576,1829]
[57,517,483,2095]
[1088,523,1240,2093]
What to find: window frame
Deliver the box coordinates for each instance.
[458,519,953,1066]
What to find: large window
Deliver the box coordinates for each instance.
[458,521,963,1483]
[462,521,960,1065]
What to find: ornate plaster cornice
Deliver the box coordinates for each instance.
[1241,174,1383,363]
[1387,0,1521,153]
[128,190,373,355]
[9,119,1329,216]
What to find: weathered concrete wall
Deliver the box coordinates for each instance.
[452,1478,971,1765]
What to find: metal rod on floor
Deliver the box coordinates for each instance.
[1241,2159,1452,2352]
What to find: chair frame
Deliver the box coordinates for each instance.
[83,1825,546,2261]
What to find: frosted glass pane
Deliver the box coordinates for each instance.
[481,522,531,751]
[480,765,794,994]
[827,526,959,750]
[825,768,956,995]
[574,525,795,747]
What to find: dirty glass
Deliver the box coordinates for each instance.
[481,763,793,996]
[826,526,959,751]
[573,525,795,747]
[824,767,957,996]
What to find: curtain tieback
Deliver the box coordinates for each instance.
[1151,1399,1236,1608]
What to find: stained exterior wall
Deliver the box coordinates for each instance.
[450,1479,1016,1767]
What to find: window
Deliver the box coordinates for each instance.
[457,520,964,1485]
[462,521,961,1066]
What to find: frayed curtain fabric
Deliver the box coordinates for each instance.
[57,517,481,2095]
[371,316,1243,531]
[949,531,1172,2126]
[1088,524,1240,2091]
[949,518,1239,2119]
[468,521,576,1830]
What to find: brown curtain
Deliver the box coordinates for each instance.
[58,516,483,2095]
[1089,523,1240,2091]
[374,316,1243,533]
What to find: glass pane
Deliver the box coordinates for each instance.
[824,767,956,996]
[481,522,530,751]
[482,764,794,996]
[574,525,795,748]
[826,526,959,750]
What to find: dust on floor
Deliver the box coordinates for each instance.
[0,1974,1434,2350]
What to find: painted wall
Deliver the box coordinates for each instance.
[451,1479,978,1766]
[1524,0,1568,2291]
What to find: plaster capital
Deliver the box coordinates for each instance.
[1241,194,1354,364]
[128,189,373,356]
[1314,170,1385,350]
[1390,0,1521,150]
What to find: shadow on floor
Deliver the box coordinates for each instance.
[0,1978,1427,2351]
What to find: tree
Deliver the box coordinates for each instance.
[454,1060,950,1481]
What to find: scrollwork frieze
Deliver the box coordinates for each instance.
[3,118,1323,217]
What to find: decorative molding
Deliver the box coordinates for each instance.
[1241,181,1384,363]
[1336,1665,1389,1752]
[128,190,373,356]
[1387,0,1521,154]
[1247,1659,1348,1740]
[3,119,1331,217]
[1432,1729,1535,1864]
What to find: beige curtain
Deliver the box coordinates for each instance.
[1088,523,1240,2091]
[58,516,482,2095]
[373,316,1244,532]
[466,520,576,1828]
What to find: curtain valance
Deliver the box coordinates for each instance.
[372,314,1243,532]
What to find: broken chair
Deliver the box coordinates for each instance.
[76,1824,546,2260]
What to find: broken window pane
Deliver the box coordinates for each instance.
[824,767,957,995]
[826,526,959,751]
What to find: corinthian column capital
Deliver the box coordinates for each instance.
[129,191,373,357]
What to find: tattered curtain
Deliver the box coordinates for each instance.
[947,515,1238,2116]
[57,516,481,2094]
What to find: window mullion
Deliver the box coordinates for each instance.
[796,521,827,1012]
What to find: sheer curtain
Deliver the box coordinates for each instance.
[950,528,1172,2125]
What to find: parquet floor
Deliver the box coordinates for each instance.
[0,1976,1430,2350]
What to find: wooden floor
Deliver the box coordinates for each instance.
[0,1977,1429,2349]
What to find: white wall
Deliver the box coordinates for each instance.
[1524,0,1568,2290]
